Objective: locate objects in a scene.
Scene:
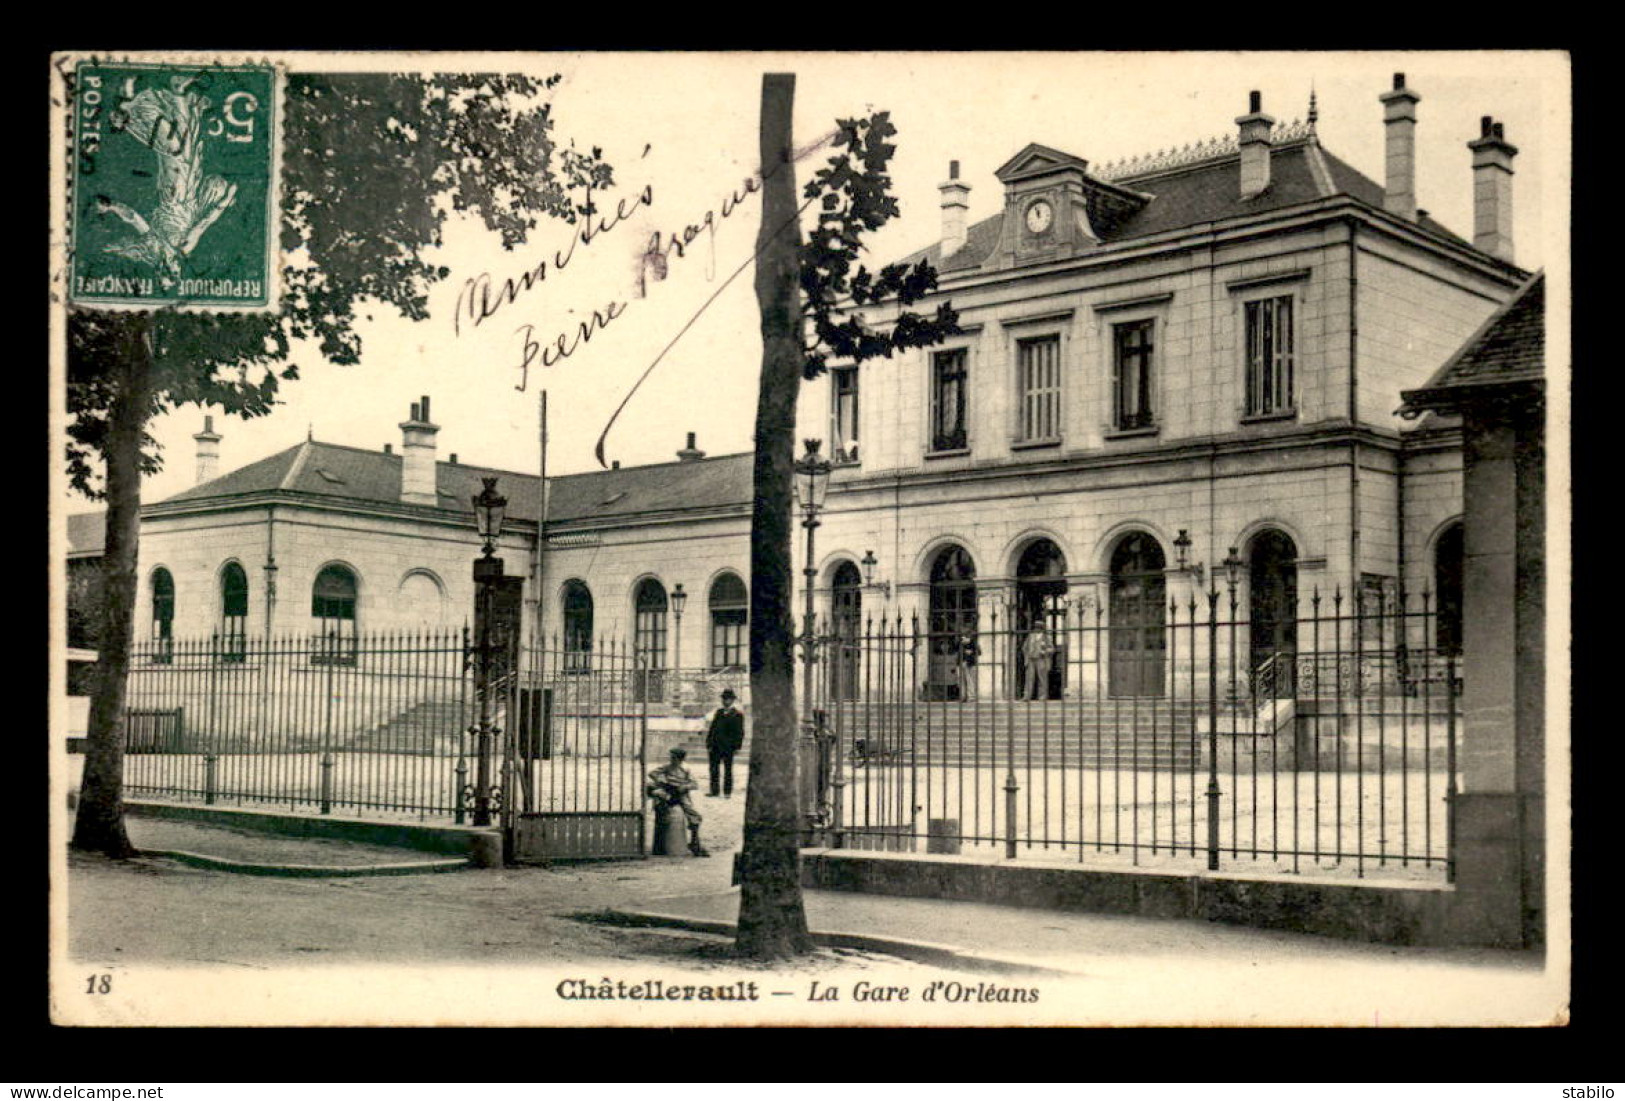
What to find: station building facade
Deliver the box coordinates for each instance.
[75,74,1532,710]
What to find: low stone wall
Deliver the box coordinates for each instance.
[125,800,502,865]
[800,848,1464,946]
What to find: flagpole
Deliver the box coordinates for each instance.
[534,388,549,654]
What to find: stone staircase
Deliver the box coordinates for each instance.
[347,698,470,756]
[826,699,1230,770]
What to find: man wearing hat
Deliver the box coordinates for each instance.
[646,747,709,857]
[705,688,745,798]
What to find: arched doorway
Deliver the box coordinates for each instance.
[1247,529,1298,697]
[1434,522,1464,658]
[1016,539,1068,700]
[831,560,862,701]
[633,578,668,702]
[1109,533,1166,698]
[927,546,977,700]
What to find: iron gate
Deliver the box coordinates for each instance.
[504,639,649,862]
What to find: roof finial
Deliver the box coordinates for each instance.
[307,423,314,441]
[1308,83,1319,132]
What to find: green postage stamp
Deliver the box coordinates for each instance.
[69,59,280,311]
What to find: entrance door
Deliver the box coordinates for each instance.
[831,561,862,701]
[633,579,668,703]
[1248,530,1298,697]
[926,546,977,700]
[1108,533,1166,698]
[1015,539,1068,700]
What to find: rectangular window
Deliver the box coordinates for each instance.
[1245,296,1295,416]
[1112,320,1156,430]
[1017,336,1061,442]
[311,594,358,666]
[831,366,859,463]
[931,349,968,452]
[711,610,748,670]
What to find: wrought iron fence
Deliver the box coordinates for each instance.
[119,630,654,826]
[808,587,1461,883]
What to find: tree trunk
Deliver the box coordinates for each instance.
[71,315,152,858]
[736,72,813,959]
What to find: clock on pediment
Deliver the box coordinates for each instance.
[989,142,1152,271]
[1024,197,1055,236]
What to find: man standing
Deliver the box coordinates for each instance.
[646,747,709,857]
[705,688,745,798]
[1023,624,1056,701]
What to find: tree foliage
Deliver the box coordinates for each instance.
[67,72,614,497]
[799,112,960,378]
[66,69,614,856]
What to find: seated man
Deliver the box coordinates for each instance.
[646,747,710,857]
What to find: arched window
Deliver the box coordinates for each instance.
[1109,533,1166,698]
[633,579,668,702]
[563,580,594,673]
[1434,522,1465,658]
[398,570,447,630]
[220,562,249,662]
[927,545,978,700]
[150,568,175,664]
[709,572,748,670]
[311,564,358,665]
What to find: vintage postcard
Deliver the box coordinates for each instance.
[48,49,1570,1028]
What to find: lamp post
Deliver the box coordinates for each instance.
[793,439,833,709]
[469,477,507,828]
[1204,545,1244,869]
[793,439,833,839]
[669,582,688,709]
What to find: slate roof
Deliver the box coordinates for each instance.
[66,510,105,556]
[155,439,755,526]
[1401,272,1545,412]
[920,139,1478,275]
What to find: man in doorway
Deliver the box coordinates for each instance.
[956,630,980,701]
[1023,624,1056,700]
[705,688,745,798]
[646,747,710,857]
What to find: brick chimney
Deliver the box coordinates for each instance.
[1380,72,1422,220]
[676,431,706,463]
[1236,90,1274,199]
[1468,116,1518,263]
[938,160,971,257]
[398,395,440,506]
[192,415,222,485]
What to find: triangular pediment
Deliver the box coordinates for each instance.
[995,143,1091,183]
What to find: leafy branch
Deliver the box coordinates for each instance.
[798,111,959,380]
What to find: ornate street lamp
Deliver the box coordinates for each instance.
[792,439,833,707]
[793,439,834,841]
[1172,528,1207,585]
[473,477,508,559]
[670,582,688,708]
[1203,544,1247,869]
[465,476,508,828]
